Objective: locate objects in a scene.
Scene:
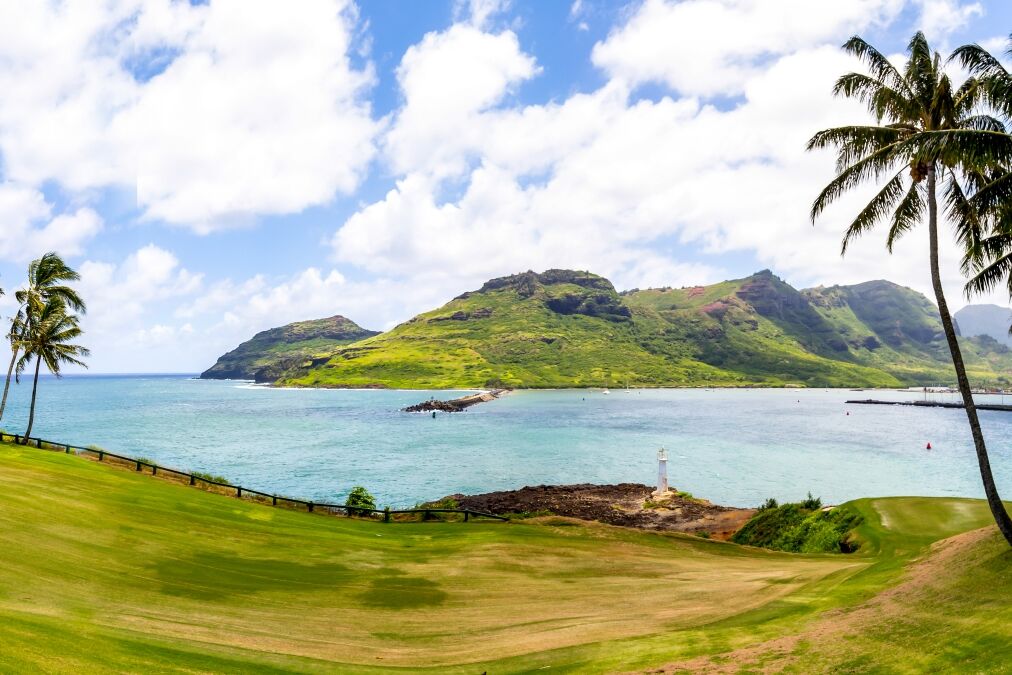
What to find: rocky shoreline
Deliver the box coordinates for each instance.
[435,483,755,539]
[403,389,506,412]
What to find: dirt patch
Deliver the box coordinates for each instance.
[439,484,755,539]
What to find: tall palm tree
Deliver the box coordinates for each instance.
[807,32,1012,546]
[0,253,85,423]
[16,299,89,443]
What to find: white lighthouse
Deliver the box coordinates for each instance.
[654,447,669,496]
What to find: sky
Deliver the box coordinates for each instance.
[1,0,1012,373]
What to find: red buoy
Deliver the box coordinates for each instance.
[926,442,932,450]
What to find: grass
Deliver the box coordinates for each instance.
[0,440,1008,672]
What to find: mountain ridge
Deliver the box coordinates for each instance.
[202,269,1012,389]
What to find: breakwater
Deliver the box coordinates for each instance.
[847,398,1012,412]
[404,389,505,413]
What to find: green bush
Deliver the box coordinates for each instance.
[732,498,862,553]
[346,486,377,516]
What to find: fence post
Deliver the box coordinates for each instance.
[189,474,195,486]
[98,450,104,461]
[423,509,430,521]
[64,444,70,454]
[135,460,141,471]
[37,439,42,449]
[237,486,242,498]
[152,465,157,476]
[464,511,470,522]
[384,506,390,523]
[308,502,314,513]
[272,495,277,506]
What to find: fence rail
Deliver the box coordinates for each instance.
[0,432,507,523]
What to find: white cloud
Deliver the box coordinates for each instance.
[454,0,511,28]
[384,23,538,178]
[78,244,202,340]
[590,0,905,96]
[915,0,983,41]
[0,0,378,232]
[330,0,1005,318]
[0,183,103,261]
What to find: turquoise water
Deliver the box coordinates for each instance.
[2,375,1011,508]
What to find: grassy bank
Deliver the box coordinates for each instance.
[0,440,1008,672]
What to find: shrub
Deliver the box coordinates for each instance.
[346,486,377,516]
[758,497,779,511]
[192,470,231,485]
[732,499,862,554]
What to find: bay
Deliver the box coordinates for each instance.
[1,374,1010,508]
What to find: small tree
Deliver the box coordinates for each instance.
[346,486,376,517]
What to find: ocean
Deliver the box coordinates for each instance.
[1,374,1010,508]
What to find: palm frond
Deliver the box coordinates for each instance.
[886,179,924,252]
[913,129,1012,170]
[806,125,905,172]
[944,171,985,272]
[833,73,917,122]
[842,36,911,94]
[841,169,907,255]
[810,138,909,221]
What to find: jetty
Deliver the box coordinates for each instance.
[404,389,505,413]
[847,398,1012,412]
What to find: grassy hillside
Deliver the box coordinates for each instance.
[0,441,1009,672]
[283,270,745,388]
[201,315,378,382]
[202,269,1012,389]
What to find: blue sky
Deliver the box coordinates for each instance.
[0,0,1011,372]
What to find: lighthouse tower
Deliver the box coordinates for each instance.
[654,447,669,496]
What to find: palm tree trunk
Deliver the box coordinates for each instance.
[0,346,17,422]
[927,166,1012,546]
[22,355,40,445]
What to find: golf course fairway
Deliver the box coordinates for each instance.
[0,440,1009,673]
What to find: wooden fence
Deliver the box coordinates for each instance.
[0,431,507,523]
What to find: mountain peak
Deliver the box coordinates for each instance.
[474,269,616,298]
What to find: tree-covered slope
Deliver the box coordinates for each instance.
[200,315,378,382]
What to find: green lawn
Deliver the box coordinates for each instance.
[0,440,1008,673]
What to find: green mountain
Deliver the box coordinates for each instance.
[200,315,379,382]
[215,269,1012,389]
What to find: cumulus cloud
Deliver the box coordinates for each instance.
[330,0,1005,315]
[915,0,984,40]
[0,183,103,261]
[78,244,201,339]
[384,23,538,178]
[0,0,378,232]
[590,0,905,96]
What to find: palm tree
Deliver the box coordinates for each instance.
[0,253,85,423]
[807,32,1012,546]
[16,299,89,443]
